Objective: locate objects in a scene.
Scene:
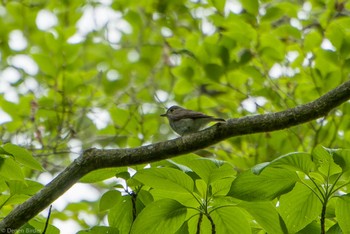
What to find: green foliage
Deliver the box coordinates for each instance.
[82,148,350,233]
[1,0,350,232]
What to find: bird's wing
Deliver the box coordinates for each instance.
[173,109,213,120]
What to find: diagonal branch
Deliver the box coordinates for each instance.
[1,80,350,232]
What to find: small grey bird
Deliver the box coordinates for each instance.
[161,106,225,136]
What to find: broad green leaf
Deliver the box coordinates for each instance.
[135,190,154,215]
[131,199,187,234]
[204,63,224,81]
[4,194,30,205]
[175,221,190,234]
[253,152,315,175]
[134,168,194,193]
[314,50,338,78]
[166,159,193,173]
[326,223,343,234]
[229,167,298,201]
[209,0,225,13]
[333,149,350,172]
[174,78,194,95]
[185,158,234,184]
[278,183,322,233]
[115,171,131,180]
[326,17,350,51]
[6,180,43,195]
[0,157,24,181]
[77,226,119,234]
[195,179,207,198]
[312,146,342,176]
[150,188,198,208]
[304,30,323,51]
[187,213,212,234]
[251,162,270,175]
[241,0,259,15]
[239,201,287,234]
[26,219,60,234]
[210,177,234,196]
[2,143,43,171]
[335,195,350,232]
[99,190,121,211]
[210,206,251,234]
[108,194,133,233]
[80,168,124,183]
[259,34,285,61]
[31,53,57,76]
[0,194,10,208]
[296,221,320,234]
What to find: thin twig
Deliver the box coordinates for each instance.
[42,205,52,234]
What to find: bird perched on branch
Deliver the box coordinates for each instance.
[161,106,225,136]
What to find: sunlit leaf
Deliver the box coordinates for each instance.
[210,206,251,234]
[278,183,322,233]
[312,146,342,176]
[229,168,298,201]
[134,167,194,193]
[239,201,287,234]
[335,195,350,232]
[130,199,187,234]
[2,143,43,171]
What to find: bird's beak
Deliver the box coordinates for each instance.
[160,113,167,117]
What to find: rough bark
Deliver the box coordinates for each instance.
[1,80,350,233]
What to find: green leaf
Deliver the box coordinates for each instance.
[166,159,193,173]
[195,179,207,198]
[210,206,251,234]
[0,157,24,181]
[241,0,259,15]
[6,180,43,196]
[209,0,225,13]
[99,190,121,212]
[278,183,322,233]
[304,30,323,51]
[251,162,270,175]
[187,213,212,234]
[31,53,57,76]
[229,167,298,201]
[332,149,350,172]
[314,50,338,78]
[115,171,130,180]
[253,152,315,175]
[134,168,194,193]
[185,158,235,185]
[204,63,224,80]
[326,17,350,51]
[135,190,154,215]
[4,194,30,205]
[335,195,350,232]
[80,168,124,183]
[2,143,43,171]
[108,195,133,233]
[210,177,234,196]
[326,223,343,234]
[130,199,187,234]
[296,221,320,234]
[26,219,60,234]
[77,226,119,234]
[239,201,287,234]
[222,17,257,47]
[312,146,342,176]
[219,46,230,66]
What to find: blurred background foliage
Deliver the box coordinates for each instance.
[1,0,350,232]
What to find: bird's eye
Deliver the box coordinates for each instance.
[169,109,174,112]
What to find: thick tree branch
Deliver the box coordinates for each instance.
[1,80,350,232]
